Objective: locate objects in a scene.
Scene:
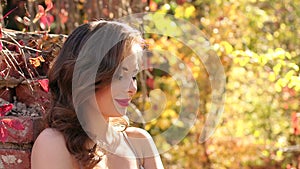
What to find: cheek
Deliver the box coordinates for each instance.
[111,80,127,95]
[96,88,113,107]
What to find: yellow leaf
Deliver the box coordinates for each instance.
[161,109,177,118]
[276,150,283,159]
[275,82,282,92]
[220,41,233,54]
[266,33,273,41]
[174,6,184,18]
[277,78,288,87]
[239,56,250,66]
[145,123,152,131]
[37,55,45,62]
[192,72,199,79]
[274,48,286,59]
[184,5,196,18]
[29,58,41,67]
[173,120,184,127]
[273,63,281,75]
[158,118,171,130]
[288,63,299,71]
[285,52,292,59]
[262,150,270,157]
[285,70,295,80]
[254,130,260,137]
[268,72,276,82]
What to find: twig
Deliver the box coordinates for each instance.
[1,31,43,53]
[2,49,18,72]
[0,39,42,53]
[0,67,9,79]
[0,7,18,21]
[2,48,35,92]
[0,1,4,26]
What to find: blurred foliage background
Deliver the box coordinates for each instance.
[1,0,299,168]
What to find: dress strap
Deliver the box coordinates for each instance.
[122,131,144,169]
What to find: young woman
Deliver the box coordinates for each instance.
[31,20,164,169]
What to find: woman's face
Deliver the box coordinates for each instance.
[95,43,142,118]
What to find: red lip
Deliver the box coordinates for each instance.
[115,98,131,107]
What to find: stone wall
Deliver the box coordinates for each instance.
[0,116,44,169]
[0,29,65,169]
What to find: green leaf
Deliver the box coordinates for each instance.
[153,0,162,3]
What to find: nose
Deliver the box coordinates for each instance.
[128,78,137,97]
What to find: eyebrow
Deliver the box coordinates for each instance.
[122,66,139,74]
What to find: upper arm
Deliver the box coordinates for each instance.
[126,127,164,169]
[31,128,75,169]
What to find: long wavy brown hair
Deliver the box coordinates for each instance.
[46,20,142,169]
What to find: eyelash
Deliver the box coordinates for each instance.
[118,76,137,80]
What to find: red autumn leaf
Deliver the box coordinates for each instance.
[0,71,5,78]
[33,5,45,23]
[292,112,297,123]
[38,79,49,93]
[0,42,3,52]
[40,14,54,30]
[45,0,53,12]
[0,104,13,117]
[176,0,186,5]
[149,0,158,11]
[0,27,2,51]
[0,123,8,143]
[1,118,25,130]
[18,40,25,46]
[59,9,68,24]
[146,78,154,89]
[38,5,45,14]
[291,112,299,135]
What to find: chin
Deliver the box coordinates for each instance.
[115,107,127,116]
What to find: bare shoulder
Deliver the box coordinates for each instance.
[125,127,165,168]
[31,128,75,169]
[33,128,67,150]
[35,128,64,141]
[125,126,152,138]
